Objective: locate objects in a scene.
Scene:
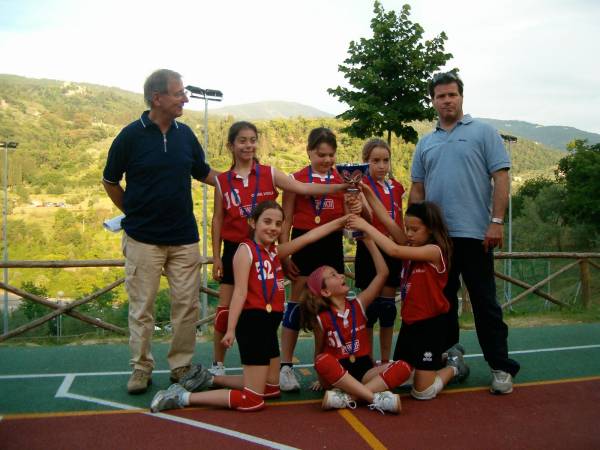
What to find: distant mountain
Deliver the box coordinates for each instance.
[210,101,333,120]
[477,118,600,151]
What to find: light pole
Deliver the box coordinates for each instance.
[186,86,223,332]
[501,134,517,303]
[2,140,18,335]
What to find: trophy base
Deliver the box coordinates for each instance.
[344,228,364,240]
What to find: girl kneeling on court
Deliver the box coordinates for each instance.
[299,233,413,414]
[347,201,469,401]
[151,201,349,413]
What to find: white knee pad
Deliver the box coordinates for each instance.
[410,375,444,400]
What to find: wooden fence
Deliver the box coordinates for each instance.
[1,252,598,341]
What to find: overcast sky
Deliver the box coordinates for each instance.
[1,0,599,133]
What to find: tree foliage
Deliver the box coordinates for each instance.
[557,140,600,230]
[328,1,452,144]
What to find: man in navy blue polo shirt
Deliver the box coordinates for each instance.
[103,69,219,394]
[409,71,520,394]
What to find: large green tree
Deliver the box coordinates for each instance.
[328,1,452,144]
[557,140,600,231]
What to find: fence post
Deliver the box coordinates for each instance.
[579,259,591,309]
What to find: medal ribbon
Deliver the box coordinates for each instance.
[254,241,278,311]
[308,166,331,221]
[399,260,414,301]
[327,300,357,360]
[227,163,261,218]
[366,174,395,220]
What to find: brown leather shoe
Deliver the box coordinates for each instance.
[127,369,152,394]
[170,365,191,383]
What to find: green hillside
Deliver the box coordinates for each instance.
[478,117,600,151]
[0,74,564,299]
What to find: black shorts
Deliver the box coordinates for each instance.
[220,239,239,285]
[393,314,448,371]
[235,309,283,365]
[340,355,374,382]
[354,239,401,289]
[366,297,397,328]
[290,228,344,276]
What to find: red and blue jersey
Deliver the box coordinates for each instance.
[239,238,285,313]
[215,163,278,242]
[291,166,345,230]
[317,297,370,361]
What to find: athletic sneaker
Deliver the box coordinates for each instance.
[150,384,188,413]
[208,362,226,376]
[369,391,401,415]
[280,365,301,392]
[179,364,214,392]
[322,389,357,410]
[127,369,152,395]
[490,370,513,394]
[446,344,470,383]
[441,342,465,363]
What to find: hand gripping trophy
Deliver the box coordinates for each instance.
[335,162,370,239]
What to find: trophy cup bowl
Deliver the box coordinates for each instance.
[335,163,370,194]
[335,163,370,239]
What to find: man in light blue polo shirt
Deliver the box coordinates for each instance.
[409,71,520,394]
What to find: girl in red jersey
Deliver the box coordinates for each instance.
[211,122,348,375]
[299,234,413,414]
[278,127,351,391]
[151,201,350,413]
[347,201,470,401]
[354,139,407,365]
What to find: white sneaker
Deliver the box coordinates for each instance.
[322,388,357,410]
[490,370,513,394]
[150,384,187,413]
[369,391,401,414]
[208,362,226,376]
[280,365,300,392]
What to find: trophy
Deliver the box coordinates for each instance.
[336,163,370,239]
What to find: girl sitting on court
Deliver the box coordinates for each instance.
[347,201,469,401]
[299,233,413,414]
[151,201,349,413]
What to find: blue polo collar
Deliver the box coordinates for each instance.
[435,114,473,131]
[139,110,179,130]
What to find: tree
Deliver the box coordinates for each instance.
[328,1,452,144]
[512,176,556,218]
[557,140,600,231]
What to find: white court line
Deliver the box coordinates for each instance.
[53,373,299,450]
[2,344,600,381]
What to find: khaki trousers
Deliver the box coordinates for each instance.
[122,233,201,372]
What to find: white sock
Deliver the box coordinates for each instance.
[450,366,459,376]
[181,391,191,406]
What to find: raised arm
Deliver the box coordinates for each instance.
[277,215,347,260]
[347,215,439,263]
[361,183,407,244]
[273,169,347,196]
[222,244,252,348]
[356,237,388,310]
[279,189,299,279]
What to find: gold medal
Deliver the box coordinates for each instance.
[349,355,356,363]
[266,304,272,313]
[314,216,321,224]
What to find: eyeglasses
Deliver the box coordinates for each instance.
[157,89,189,99]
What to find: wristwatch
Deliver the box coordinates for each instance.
[491,217,504,225]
